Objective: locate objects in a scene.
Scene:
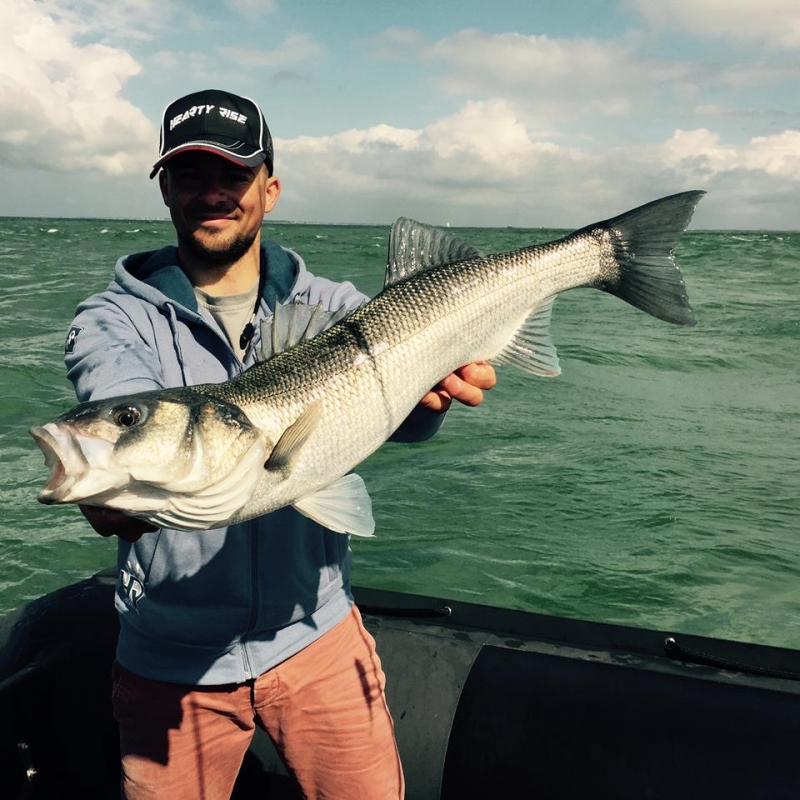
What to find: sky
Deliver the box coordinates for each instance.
[1,0,799,229]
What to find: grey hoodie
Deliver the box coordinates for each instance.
[65,241,438,685]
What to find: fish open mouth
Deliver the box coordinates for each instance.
[29,423,87,503]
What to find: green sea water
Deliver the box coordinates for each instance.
[1,217,798,648]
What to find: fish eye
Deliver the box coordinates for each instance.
[110,405,144,428]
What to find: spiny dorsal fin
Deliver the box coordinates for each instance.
[493,299,561,377]
[385,218,482,287]
[258,302,351,361]
[294,473,375,537]
[265,400,323,473]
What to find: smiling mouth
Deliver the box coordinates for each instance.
[195,215,235,225]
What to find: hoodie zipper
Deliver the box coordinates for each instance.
[173,301,265,679]
[240,516,260,680]
[234,318,263,680]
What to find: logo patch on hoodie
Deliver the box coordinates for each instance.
[120,568,145,608]
[65,326,83,354]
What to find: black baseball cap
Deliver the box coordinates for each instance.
[150,89,273,178]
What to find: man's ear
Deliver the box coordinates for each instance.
[264,176,281,213]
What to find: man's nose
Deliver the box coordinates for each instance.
[197,179,230,204]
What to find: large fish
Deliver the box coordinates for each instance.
[31,191,704,536]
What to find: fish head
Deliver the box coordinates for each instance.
[30,389,268,530]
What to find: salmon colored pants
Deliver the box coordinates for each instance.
[112,606,404,799]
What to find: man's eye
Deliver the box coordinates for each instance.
[174,171,201,184]
[225,171,254,185]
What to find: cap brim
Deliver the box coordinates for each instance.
[149,143,266,179]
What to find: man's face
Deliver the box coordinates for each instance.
[159,152,280,265]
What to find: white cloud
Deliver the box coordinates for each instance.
[0,0,154,175]
[749,131,800,178]
[36,0,167,41]
[373,25,800,138]
[275,100,601,226]
[628,0,800,48]
[219,33,325,68]
[379,27,428,49]
[662,128,800,179]
[428,29,627,87]
[336,124,421,153]
[273,100,800,230]
[422,100,560,171]
[150,50,211,77]
[279,99,575,182]
[374,27,698,126]
[718,61,800,90]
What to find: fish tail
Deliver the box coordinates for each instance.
[595,190,705,326]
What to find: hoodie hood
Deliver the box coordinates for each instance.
[113,242,303,319]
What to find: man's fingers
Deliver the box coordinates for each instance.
[455,361,497,391]
[418,362,497,413]
[440,372,484,407]
[419,387,452,414]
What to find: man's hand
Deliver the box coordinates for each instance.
[80,505,158,543]
[419,361,497,413]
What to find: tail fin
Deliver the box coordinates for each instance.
[598,191,704,326]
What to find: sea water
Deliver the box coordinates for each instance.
[1,217,798,648]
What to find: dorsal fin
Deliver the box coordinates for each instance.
[257,302,351,361]
[385,218,482,287]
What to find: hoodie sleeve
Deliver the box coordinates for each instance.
[389,404,446,443]
[65,292,166,403]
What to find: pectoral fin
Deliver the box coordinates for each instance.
[266,401,323,472]
[293,473,375,537]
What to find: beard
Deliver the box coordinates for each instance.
[177,226,258,266]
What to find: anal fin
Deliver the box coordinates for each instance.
[493,299,561,377]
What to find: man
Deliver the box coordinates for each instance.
[66,89,495,799]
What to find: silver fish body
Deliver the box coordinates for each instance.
[31,191,704,535]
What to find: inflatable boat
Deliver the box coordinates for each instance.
[2,568,800,799]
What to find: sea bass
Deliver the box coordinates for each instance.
[31,191,704,536]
